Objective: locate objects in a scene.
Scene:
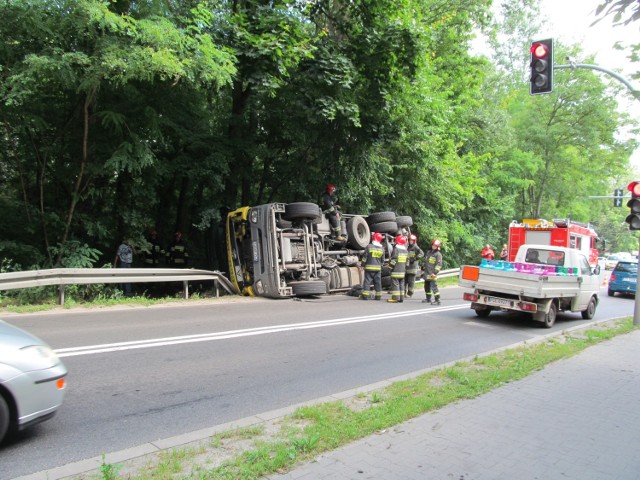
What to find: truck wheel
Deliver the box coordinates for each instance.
[289,280,327,296]
[367,211,396,225]
[284,202,322,221]
[542,302,557,328]
[346,216,370,249]
[474,306,491,318]
[369,221,398,234]
[581,296,597,320]
[395,216,413,228]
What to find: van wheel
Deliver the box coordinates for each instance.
[346,216,370,249]
[474,306,491,318]
[542,302,557,328]
[0,396,9,445]
[581,296,597,320]
[284,202,321,221]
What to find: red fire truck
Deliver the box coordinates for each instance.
[507,219,600,266]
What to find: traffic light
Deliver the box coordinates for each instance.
[625,181,640,230]
[614,188,624,207]
[530,39,553,95]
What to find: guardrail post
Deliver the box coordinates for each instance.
[58,285,65,306]
[183,280,189,299]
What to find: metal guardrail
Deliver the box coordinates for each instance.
[0,267,460,305]
[0,268,239,305]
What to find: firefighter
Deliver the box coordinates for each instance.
[166,231,189,267]
[422,239,443,305]
[320,183,345,241]
[359,232,385,300]
[387,234,409,303]
[142,229,165,267]
[405,234,424,298]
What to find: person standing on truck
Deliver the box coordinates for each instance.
[405,234,424,298]
[321,183,345,241]
[481,244,495,261]
[387,234,409,303]
[422,239,443,305]
[359,232,385,300]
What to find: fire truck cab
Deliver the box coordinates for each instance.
[508,219,600,267]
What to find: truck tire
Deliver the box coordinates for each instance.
[542,302,557,328]
[289,280,327,296]
[284,202,322,221]
[369,221,398,234]
[474,306,491,318]
[581,296,597,320]
[367,211,396,225]
[395,215,413,228]
[346,216,370,249]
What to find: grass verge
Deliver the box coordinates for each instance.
[86,317,636,480]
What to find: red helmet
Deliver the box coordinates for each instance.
[372,232,383,243]
[432,239,441,248]
[409,234,417,243]
[395,234,407,246]
[326,183,336,194]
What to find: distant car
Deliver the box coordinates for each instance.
[608,260,638,297]
[605,254,624,270]
[0,320,67,444]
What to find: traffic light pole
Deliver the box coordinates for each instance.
[554,63,640,101]
[636,235,640,326]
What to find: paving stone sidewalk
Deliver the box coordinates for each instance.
[268,330,640,480]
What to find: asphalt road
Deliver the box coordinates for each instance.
[1,283,635,479]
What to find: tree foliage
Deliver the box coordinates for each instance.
[0,0,636,277]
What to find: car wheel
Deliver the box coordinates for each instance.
[284,202,322,221]
[581,296,597,320]
[542,302,557,328]
[367,211,396,225]
[0,395,9,444]
[607,288,615,297]
[346,216,370,249]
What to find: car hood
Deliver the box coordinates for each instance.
[0,320,62,371]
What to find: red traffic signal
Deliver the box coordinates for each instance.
[628,181,640,198]
[530,39,554,95]
[625,181,640,230]
[531,42,550,59]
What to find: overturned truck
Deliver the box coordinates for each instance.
[226,202,412,298]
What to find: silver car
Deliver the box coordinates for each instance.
[0,320,67,444]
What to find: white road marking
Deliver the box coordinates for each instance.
[55,305,469,357]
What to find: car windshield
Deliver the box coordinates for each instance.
[614,262,638,274]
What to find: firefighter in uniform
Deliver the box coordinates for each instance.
[422,239,443,305]
[320,183,345,241]
[143,229,165,267]
[166,231,189,267]
[387,234,408,303]
[359,232,385,300]
[405,234,424,298]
